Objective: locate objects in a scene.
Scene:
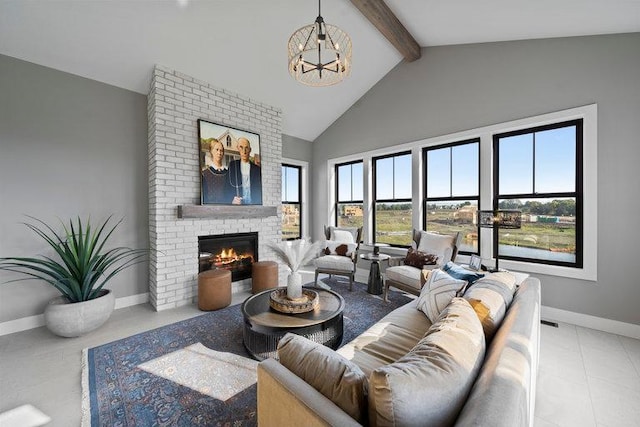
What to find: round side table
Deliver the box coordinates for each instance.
[360,253,390,295]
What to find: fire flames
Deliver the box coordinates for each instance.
[212,247,253,269]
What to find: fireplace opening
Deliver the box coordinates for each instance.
[198,232,258,281]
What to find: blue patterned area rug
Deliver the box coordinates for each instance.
[82,279,412,426]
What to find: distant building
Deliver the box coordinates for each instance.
[454,205,477,223]
[344,206,363,217]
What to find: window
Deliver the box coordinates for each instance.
[423,139,480,254]
[282,164,301,240]
[373,152,412,246]
[494,119,582,267]
[335,161,364,228]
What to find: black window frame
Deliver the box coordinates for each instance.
[423,138,481,255]
[281,163,302,240]
[335,160,364,227]
[372,150,413,247]
[493,119,583,268]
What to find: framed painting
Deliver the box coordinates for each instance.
[198,119,262,205]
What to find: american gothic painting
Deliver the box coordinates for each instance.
[198,119,262,205]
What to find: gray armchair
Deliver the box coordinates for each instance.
[314,226,363,291]
[383,230,461,301]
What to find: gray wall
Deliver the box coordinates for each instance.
[0,55,149,322]
[312,33,640,325]
[282,134,313,162]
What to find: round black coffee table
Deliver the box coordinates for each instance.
[241,287,345,360]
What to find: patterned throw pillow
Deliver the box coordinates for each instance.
[415,269,467,323]
[323,240,357,257]
[403,248,438,269]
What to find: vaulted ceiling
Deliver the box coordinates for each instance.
[1,0,638,141]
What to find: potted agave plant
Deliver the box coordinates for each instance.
[0,216,147,337]
[269,239,320,300]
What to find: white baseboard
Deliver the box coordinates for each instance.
[0,314,46,337]
[0,292,150,337]
[541,306,640,340]
[114,292,149,309]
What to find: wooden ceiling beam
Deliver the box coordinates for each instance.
[350,0,421,62]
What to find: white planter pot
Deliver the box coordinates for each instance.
[44,289,115,337]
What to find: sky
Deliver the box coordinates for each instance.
[335,123,577,202]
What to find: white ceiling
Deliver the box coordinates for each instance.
[1,0,638,141]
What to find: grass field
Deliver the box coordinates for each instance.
[337,206,576,254]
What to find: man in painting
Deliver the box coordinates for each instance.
[227,137,262,205]
[201,139,232,204]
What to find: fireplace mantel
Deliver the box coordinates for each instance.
[178,204,277,219]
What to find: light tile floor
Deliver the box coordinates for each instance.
[535,321,640,427]
[1,295,639,427]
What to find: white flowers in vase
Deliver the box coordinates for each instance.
[269,238,320,300]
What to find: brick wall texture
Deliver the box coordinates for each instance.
[148,65,284,311]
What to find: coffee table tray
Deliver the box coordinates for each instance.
[269,288,319,314]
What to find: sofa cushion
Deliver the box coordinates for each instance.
[417,232,456,265]
[385,265,423,291]
[323,241,357,257]
[403,247,438,269]
[337,300,431,376]
[277,333,368,423]
[314,254,355,271]
[415,269,467,323]
[463,272,518,340]
[368,297,486,427]
[328,227,357,243]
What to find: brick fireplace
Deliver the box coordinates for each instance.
[147,65,285,311]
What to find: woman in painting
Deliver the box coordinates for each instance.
[201,139,232,204]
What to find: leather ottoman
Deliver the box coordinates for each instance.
[198,269,232,311]
[252,261,278,294]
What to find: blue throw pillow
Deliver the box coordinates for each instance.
[443,261,485,284]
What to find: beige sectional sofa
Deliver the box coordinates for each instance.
[257,275,541,427]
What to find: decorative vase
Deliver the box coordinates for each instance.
[287,271,302,300]
[44,289,115,337]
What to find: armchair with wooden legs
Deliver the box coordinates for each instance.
[314,226,363,291]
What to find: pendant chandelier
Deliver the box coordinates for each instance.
[288,0,352,87]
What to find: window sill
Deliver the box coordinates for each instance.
[456,255,596,281]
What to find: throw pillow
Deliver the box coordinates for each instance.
[323,240,357,257]
[415,269,467,323]
[403,247,438,269]
[330,228,356,243]
[463,271,518,340]
[277,333,368,423]
[416,232,456,265]
[443,261,485,289]
[368,297,486,427]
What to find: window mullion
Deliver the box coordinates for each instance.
[532,131,536,194]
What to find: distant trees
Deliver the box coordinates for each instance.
[376,203,412,210]
[498,199,576,216]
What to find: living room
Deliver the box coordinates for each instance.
[1,1,639,426]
